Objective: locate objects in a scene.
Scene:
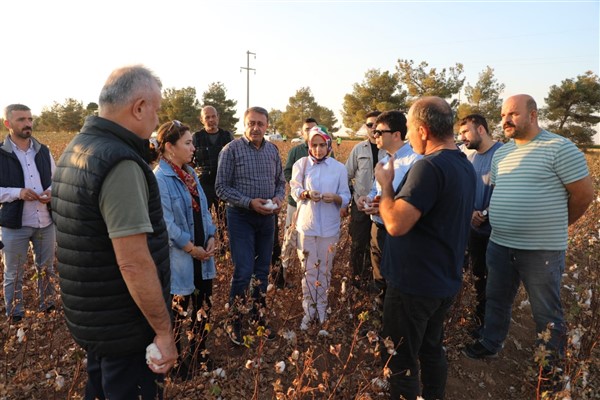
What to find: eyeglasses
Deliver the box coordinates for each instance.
[365,122,375,129]
[166,120,182,133]
[373,129,394,137]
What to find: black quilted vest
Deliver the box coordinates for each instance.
[51,116,170,357]
[192,128,232,185]
[0,137,52,228]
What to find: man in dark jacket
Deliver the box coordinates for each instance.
[1,104,56,324]
[193,105,234,210]
[52,65,177,399]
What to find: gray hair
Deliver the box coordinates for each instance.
[410,97,454,140]
[244,106,269,123]
[98,65,162,110]
[4,104,31,120]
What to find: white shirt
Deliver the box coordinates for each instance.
[0,138,56,228]
[291,156,350,237]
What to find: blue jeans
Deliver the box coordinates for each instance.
[85,350,163,400]
[227,207,275,307]
[381,286,454,400]
[1,224,56,317]
[481,241,566,355]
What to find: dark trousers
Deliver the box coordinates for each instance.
[349,200,372,281]
[381,286,454,400]
[467,230,489,325]
[227,207,275,306]
[85,350,164,400]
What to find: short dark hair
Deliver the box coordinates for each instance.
[459,114,489,135]
[304,117,318,124]
[244,106,269,123]
[375,110,408,140]
[4,104,31,120]
[365,110,382,119]
[410,97,454,140]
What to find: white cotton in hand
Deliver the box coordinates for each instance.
[145,343,163,368]
[264,199,277,210]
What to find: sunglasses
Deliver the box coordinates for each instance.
[373,129,395,138]
[366,122,375,129]
[166,120,182,133]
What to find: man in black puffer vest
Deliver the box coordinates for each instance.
[52,65,177,399]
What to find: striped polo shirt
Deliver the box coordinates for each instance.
[489,130,589,250]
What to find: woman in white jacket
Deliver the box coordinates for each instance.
[290,126,350,329]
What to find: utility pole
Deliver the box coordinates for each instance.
[240,51,256,110]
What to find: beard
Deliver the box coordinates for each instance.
[465,138,480,150]
[14,128,32,140]
[503,121,528,139]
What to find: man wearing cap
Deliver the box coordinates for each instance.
[1,104,56,324]
[345,111,385,290]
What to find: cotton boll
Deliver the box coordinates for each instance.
[275,360,286,373]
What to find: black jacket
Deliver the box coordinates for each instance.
[193,128,233,186]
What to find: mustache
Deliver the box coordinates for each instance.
[503,122,515,130]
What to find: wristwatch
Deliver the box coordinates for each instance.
[482,210,488,217]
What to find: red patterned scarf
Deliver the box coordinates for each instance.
[163,157,200,212]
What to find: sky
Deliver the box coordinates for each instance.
[1,0,598,138]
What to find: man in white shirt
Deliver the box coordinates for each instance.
[0,104,56,323]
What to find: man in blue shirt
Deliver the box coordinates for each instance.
[216,106,286,346]
[457,114,502,336]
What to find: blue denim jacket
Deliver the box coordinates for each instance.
[155,159,216,295]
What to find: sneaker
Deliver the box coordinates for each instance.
[227,320,243,346]
[8,315,23,324]
[462,341,498,359]
[470,325,483,340]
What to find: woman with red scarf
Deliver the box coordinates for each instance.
[151,120,217,379]
[290,126,351,330]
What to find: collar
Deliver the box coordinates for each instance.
[82,116,149,160]
[241,134,265,149]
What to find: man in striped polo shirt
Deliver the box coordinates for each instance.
[463,95,594,367]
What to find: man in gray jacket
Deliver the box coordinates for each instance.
[345,111,385,290]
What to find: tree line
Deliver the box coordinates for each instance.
[1,61,598,145]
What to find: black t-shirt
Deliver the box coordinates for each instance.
[381,149,476,298]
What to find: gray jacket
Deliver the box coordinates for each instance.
[345,140,386,203]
